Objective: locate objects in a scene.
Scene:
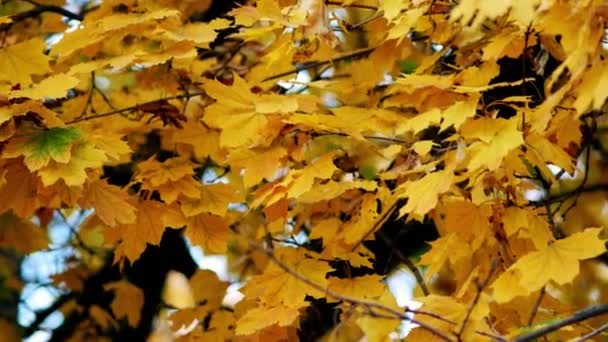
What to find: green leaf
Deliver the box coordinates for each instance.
[3,126,83,171]
[359,165,377,180]
[399,59,418,74]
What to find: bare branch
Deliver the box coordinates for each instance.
[513,304,608,342]
[7,0,82,27]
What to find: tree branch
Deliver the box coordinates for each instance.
[9,0,82,25]
[573,321,608,342]
[23,292,76,337]
[249,240,456,341]
[65,91,205,124]
[262,47,375,82]
[512,304,608,342]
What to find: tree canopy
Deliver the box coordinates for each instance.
[1,0,608,341]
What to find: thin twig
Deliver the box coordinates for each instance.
[572,321,608,342]
[262,47,375,82]
[457,261,497,339]
[527,287,545,326]
[23,292,76,337]
[65,91,205,124]
[512,304,608,342]
[376,229,430,296]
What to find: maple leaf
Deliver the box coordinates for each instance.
[9,74,80,100]
[0,100,63,127]
[135,157,201,203]
[328,275,385,300]
[235,304,301,336]
[3,1,608,340]
[0,211,47,254]
[37,140,108,186]
[104,280,144,327]
[110,201,186,263]
[0,161,42,217]
[466,117,523,171]
[180,183,245,217]
[203,74,298,148]
[356,289,402,342]
[492,228,607,303]
[3,125,83,171]
[165,119,225,162]
[0,38,50,86]
[396,167,454,218]
[242,247,331,309]
[419,233,470,281]
[79,179,137,227]
[254,152,339,206]
[185,213,231,254]
[230,146,287,188]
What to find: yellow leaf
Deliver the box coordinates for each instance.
[104,280,144,326]
[51,9,181,57]
[79,179,137,227]
[10,74,80,100]
[0,211,47,254]
[185,213,231,254]
[181,183,244,217]
[230,146,287,188]
[0,161,41,217]
[167,119,225,162]
[412,140,435,156]
[396,108,441,135]
[356,289,401,342]
[432,199,491,249]
[573,60,608,114]
[492,228,606,302]
[440,96,479,132]
[328,275,385,300]
[111,201,185,263]
[283,153,338,201]
[467,117,523,171]
[298,179,377,203]
[255,93,298,114]
[236,304,301,336]
[387,7,426,42]
[420,233,471,281]
[136,157,195,187]
[242,247,331,309]
[38,140,108,186]
[502,207,552,250]
[526,133,575,174]
[0,100,63,127]
[203,75,297,148]
[0,39,50,86]
[189,270,228,308]
[397,168,454,217]
[490,269,529,303]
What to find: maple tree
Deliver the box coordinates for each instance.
[2,0,608,340]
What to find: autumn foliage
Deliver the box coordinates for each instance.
[2,0,608,341]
